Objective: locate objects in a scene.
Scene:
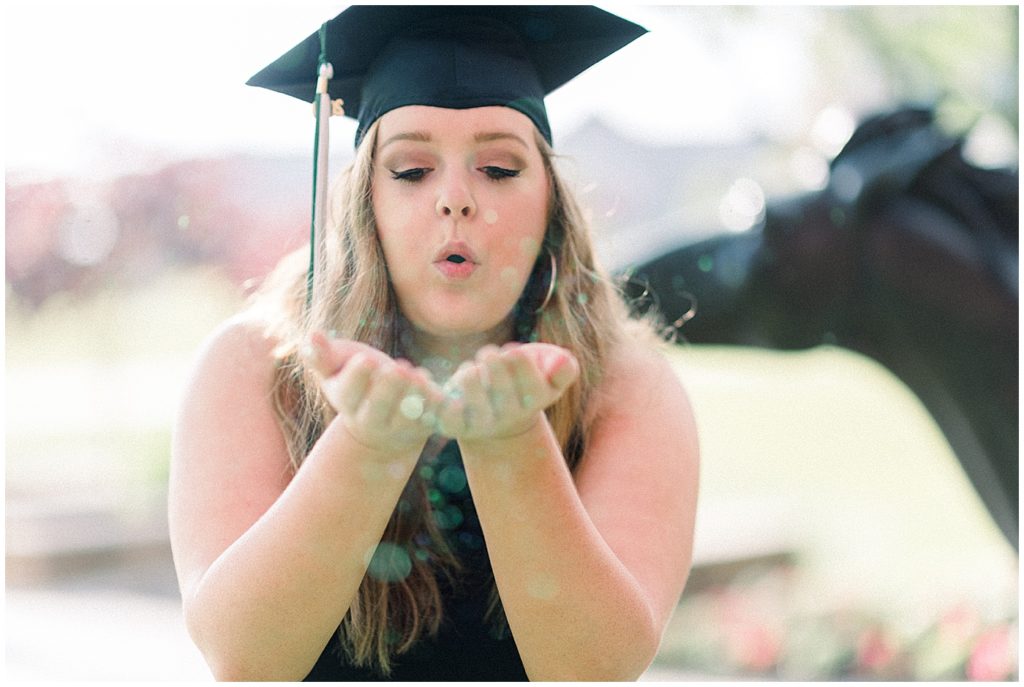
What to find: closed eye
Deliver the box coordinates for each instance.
[390,168,431,182]
[480,166,520,181]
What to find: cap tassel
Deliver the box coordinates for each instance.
[306,23,333,310]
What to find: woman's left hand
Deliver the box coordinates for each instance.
[436,342,580,442]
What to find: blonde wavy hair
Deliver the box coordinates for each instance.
[250,119,654,674]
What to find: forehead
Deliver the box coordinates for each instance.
[376,105,540,148]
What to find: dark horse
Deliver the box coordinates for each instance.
[630,107,1018,547]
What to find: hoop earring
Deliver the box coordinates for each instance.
[535,249,557,314]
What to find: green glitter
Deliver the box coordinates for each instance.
[437,465,467,493]
[366,543,412,582]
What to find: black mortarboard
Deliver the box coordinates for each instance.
[246,5,646,307]
[247,5,647,146]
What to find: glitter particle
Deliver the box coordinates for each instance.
[519,236,539,254]
[526,574,559,600]
[437,465,467,494]
[365,542,413,582]
[434,504,464,530]
[500,266,519,286]
[399,394,425,420]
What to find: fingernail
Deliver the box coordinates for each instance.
[302,332,329,367]
[552,358,578,388]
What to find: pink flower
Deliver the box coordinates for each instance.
[966,625,1014,681]
[857,627,896,673]
[730,624,781,672]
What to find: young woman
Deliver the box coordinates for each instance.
[169,6,699,681]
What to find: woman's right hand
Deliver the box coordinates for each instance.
[303,331,442,455]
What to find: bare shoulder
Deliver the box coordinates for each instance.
[174,310,290,472]
[189,312,282,387]
[591,338,696,433]
[578,335,699,482]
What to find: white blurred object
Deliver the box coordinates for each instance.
[811,105,857,158]
[719,177,766,232]
[962,113,1019,169]
[789,145,831,191]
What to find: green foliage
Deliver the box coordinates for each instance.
[827,5,1017,129]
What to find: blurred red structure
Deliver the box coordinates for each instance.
[6,155,313,308]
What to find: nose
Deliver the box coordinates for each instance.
[435,172,476,219]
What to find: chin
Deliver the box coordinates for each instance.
[413,308,514,340]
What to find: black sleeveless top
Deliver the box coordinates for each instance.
[304,441,528,681]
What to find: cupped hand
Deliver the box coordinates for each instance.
[304,332,444,454]
[436,342,580,442]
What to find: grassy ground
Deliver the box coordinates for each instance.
[660,344,1016,678]
[668,343,1014,614]
[6,268,241,509]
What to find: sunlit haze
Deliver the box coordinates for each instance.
[7,1,822,181]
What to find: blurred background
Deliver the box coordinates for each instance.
[5,2,1018,681]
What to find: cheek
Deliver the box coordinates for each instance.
[372,187,418,270]
[485,177,548,238]
[488,203,547,295]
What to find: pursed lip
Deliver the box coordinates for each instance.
[432,241,479,265]
[432,241,479,281]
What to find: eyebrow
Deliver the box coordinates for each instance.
[473,132,530,149]
[378,130,530,151]
[379,131,432,150]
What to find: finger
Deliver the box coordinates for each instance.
[516,343,579,388]
[395,365,434,423]
[418,381,446,433]
[545,350,580,391]
[301,331,335,377]
[410,365,434,386]
[357,361,409,428]
[330,351,379,416]
[457,362,494,431]
[436,395,466,437]
[438,362,475,434]
[506,348,546,412]
[303,332,374,378]
[482,349,516,412]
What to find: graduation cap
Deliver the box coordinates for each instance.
[247,5,647,307]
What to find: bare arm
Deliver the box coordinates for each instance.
[446,343,699,680]
[168,321,438,680]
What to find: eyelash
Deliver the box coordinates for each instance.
[482,166,520,181]
[390,168,429,182]
[388,167,521,183]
